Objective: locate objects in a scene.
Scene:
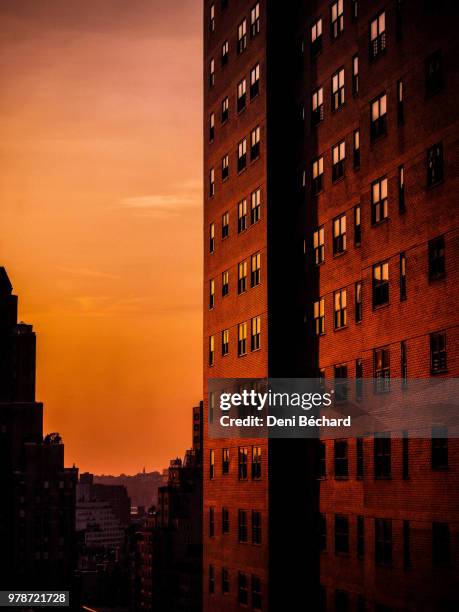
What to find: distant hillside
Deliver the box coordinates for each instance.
[94,471,164,509]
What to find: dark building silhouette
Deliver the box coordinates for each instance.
[0,267,78,590]
[203,1,459,611]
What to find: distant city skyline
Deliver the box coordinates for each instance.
[0,0,203,474]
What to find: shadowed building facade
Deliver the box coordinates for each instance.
[203,1,458,611]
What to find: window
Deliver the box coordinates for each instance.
[333,214,346,254]
[238,509,248,542]
[252,575,262,611]
[331,0,344,39]
[209,564,215,594]
[221,96,229,123]
[238,322,248,356]
[238,446,248,479]
[251,316,261,351]
[209,335,215,366]
[432,522,450,567]
[425,50,443,96]
[371,93,387,140]
[319,513,327,552]
[238,572,249,605]
[250,126,261,160]
[222,270,229,296]
[397,79,404,124]
[209,112,215,142]
[356,359,363,402]
[370,12,386,58]
[357,516,364,559]
[221,0,228,9]
[428,236,445,281]
[238,261,247,294]
[334,514,349,554]
[221,40,229,67]
[334,289,347,329]
[352,55,359,95]
[403,521,410,568]
[250,2,260,38]
[209,168,215,197]
[334,364,348,401]
[396,0,404,40]
[222,567,230,593]
[335,590,349,612]
[374,433,391,478]
[374,347,390,392]
[237,199,247,233]
[351,0,358,21]
[313,226,325,264]
[355,281,362,323]
[222,154,229,181]
[250,63,260,99]
[311,18,323,56]
[403,431,409,479]
[209,507,215,537]
[371,177,388,224]
[430,331,446,373]
[222,329,229,356]
[312,156,324,195]
[312,87,324,125]
[251,188,261,223]
[314,299,325,335]
[353,129,360,169]
[252,511,262,545]
[401,341,408,384]
[237,78,247,113]
[222,511,230,537]
[209,58,215,87]
[356,436,364,477]
[210,449,215,479]
[400,253,406,300]
[238,138,247,172]
[209,3,215,33]
[251,253,261,287]
[252,446,262,479]
[332,68,345,111]
[209,279,215,309]
[222,211,229,238]
[332,141,346,181]
[375,518,392,565]
[353,205,361,247]
[432,426,448,469]
[334,440,348,478]
[398,165,405,212]
[237,19,247,54]
[318,441,326,478]
[427,143,443,186]
[222,448,230,475]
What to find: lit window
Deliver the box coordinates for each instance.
[370,93,387,140]
[252,446,262,479]
[209,168,215,197]
[352,54,359,95]
[313,226,325,264]
[222,449,230,475]
[427,143,443,186]
[353,129,360,169]
[355,281,362,323]
[209,279,215,309]
[429,236,445,281]
[331,0,344,39]
[372,261,389,307]
[250,126,261,160]
[400,252,407,300]
[222,270,229,296]
[238,322,248,356]
[312,156,324,195]
[311,18,323,56]
[209,3,215,32]
[238,199,248,233]
[237,19,247,55]
[209,58,215,87]
[238,261,247,294]
[251,253,261,287]
[221,40,229,67]
[238,138,247,172]
[250,2,260,38]
[398,165,405,212]
[221,154,229,181]
[250,63,260,99]
[209,335,215,366]
[237,78,247,113]
[222,211,229,238]
[221,96,229,123]
[332,140,345,181]
[314,299,325,335]
[334,289,347,329]
[210,449,215,479]
[251,188,261,223]
[209,222,215,252]
[397,79,404,124]
[370,12,386,59]
[312,87,324,125]
[209,112,215,142]
[238,446,248,478]
[251,316,261,351]
[222,329,229,356]
[354,204,361,246]
[332,68,345,111]
[333,213,346,254]
[371,177,388,224]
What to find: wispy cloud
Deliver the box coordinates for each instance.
[57,266,120,280]
[118,192,200,218]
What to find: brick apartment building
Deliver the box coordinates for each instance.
[203,1,458,611]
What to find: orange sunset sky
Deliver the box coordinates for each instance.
[0,0,203,474]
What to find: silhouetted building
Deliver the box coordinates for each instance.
[0,267,78,590]
[78,472,131,527]
[203,1,458,611]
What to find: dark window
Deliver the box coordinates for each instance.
[222,507,229,533]
[354,205,361,246]
[397,79,404,124]
[425,51,443,96]
[403,520,410,568]
[221,0,228,9]
[334,440,348,478]
[334,289,347,329]
[374,348,390,392]
[222,567,230,593]
[319,513,327,552]
[400,252,407,300]
[334,514,349,554]
[335,590,349,612]
[396,0,403,40]
[429,236,445,280]
[370,12,386,59]
[312,156,324,195]
[356,436,364,477]
[252,575,262,611]
[427,143,443,186]
[318,440,326,478]
[374,433,391,478]
[353,129,360,169]
[333,213,346,254]
[432,426,448,469]
[432,522,450,567]
[355,282,362,323]
[375,518,392,565]
[372,261,389,307]
[209,507,215,537]
[252,446,262,479]
[357,596,366,612]
[238,447,248,479]
[357,516,364,559]
[351,0,358,20]
[222,448,230,474]
[209,564,215,594]
[210,449,215,479]
[398,165,405,212]
[370,93,387,140]
[371,177,388,224]
[402,431,409,479]
[401,341,408,385]
[332,141,346,182]
[238,509,248,542]
[238,572,249,605]
[311,18,323,56]
[221,40,229,67]
[252,511,262,545]
[332,68,345,111]
[334,365,348,401]
[430,331,447,373]
[330,0,344,39]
